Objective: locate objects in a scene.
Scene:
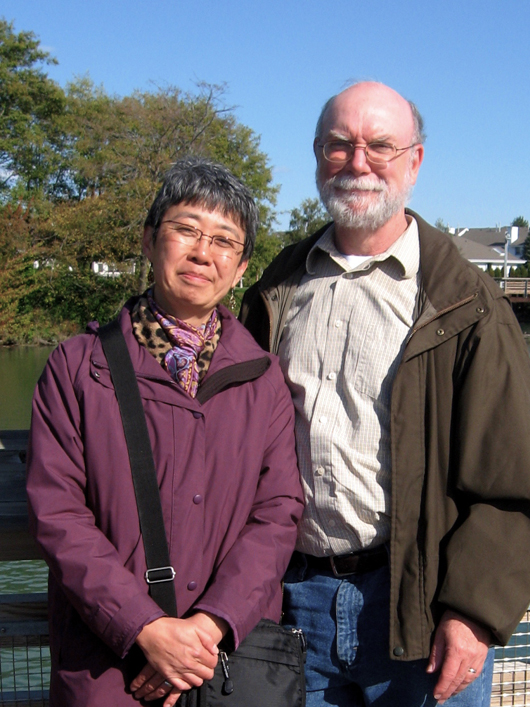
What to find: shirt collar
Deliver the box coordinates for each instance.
[306,216,420,280]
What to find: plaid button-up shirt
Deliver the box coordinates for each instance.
[278,217,420,556]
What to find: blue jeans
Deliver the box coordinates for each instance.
[283,554,494,706]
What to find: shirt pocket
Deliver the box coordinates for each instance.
[350,320,405,401]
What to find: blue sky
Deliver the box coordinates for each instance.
[3,0,529,230]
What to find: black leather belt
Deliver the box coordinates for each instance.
[305,545,387,578]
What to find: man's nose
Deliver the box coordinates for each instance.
[348,145,372,174]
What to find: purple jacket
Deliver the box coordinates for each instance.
[26,302,303,706]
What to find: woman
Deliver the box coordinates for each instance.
[26,158,304,707]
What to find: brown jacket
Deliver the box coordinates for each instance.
[240,211,530,660]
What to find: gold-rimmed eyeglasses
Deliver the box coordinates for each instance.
[317,140,419,166]
[159,220,245,259]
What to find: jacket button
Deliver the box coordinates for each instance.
[476,306,485,313]
[187,581,197,591]
[271,293,278,301]
[436,328,444,336]
[192,411,202,419]
[193,494,203,505]
[393,646,405,657]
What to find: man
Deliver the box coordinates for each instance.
[240,81,530,706]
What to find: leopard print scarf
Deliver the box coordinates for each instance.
[131,292,221,397]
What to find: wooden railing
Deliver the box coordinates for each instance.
[0,430,40,562]
[495,278,530,298]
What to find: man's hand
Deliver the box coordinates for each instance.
[131,612,229,705]
[426,609,491,703]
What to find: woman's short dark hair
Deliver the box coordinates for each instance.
[145,157,259,260]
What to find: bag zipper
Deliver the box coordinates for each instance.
[290,627,307,657]
[219,650,234,695]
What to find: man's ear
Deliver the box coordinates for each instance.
[408,144,424,186]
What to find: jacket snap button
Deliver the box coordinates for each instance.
[93,371,100,378]
[436,328,444,336]
[476,307,485,313]
[393,646,405,657]
[271,293,278,301]
[193,494,203,505]
[187,581,197,591]
[192,411,202,419]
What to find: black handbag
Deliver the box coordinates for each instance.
[179,619,306,707]
[98,320,306,706]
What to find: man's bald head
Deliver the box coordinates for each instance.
[315,82,425,146]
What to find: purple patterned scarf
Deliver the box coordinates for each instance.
[147,291,219,398]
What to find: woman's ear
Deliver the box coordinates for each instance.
[142,226,155,259]
[232,258,248,288]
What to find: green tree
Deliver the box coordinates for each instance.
[435,218,449,233]
[47,80,278,290]
[512,216,529,228]
[244,232,283,284]
[286,197,329,245]
[0,18,66,197]
[0,22,280,342]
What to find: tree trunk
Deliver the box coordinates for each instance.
[137,255,150,294]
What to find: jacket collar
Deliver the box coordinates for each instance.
[91,300,272,407]
[255,210,504,359]
[403,210,506,360]
[411,210,482,312]
[260,211,485,299]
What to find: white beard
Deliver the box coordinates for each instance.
[317,171,413,231]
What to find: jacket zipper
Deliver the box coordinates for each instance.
[259,291,275,353]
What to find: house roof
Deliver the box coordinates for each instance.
[450,236,525,266]
[459,226,528,249]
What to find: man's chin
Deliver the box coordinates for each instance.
[325,197,371,222]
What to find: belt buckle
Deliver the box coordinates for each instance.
[329,555,355,578]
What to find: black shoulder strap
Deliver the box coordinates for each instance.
[98,319,177,617]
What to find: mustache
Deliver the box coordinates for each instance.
[326,175,387,192]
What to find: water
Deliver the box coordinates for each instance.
[0,561,48,594]
[0,346,55,430]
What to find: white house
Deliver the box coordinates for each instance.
[449,225,527,272]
